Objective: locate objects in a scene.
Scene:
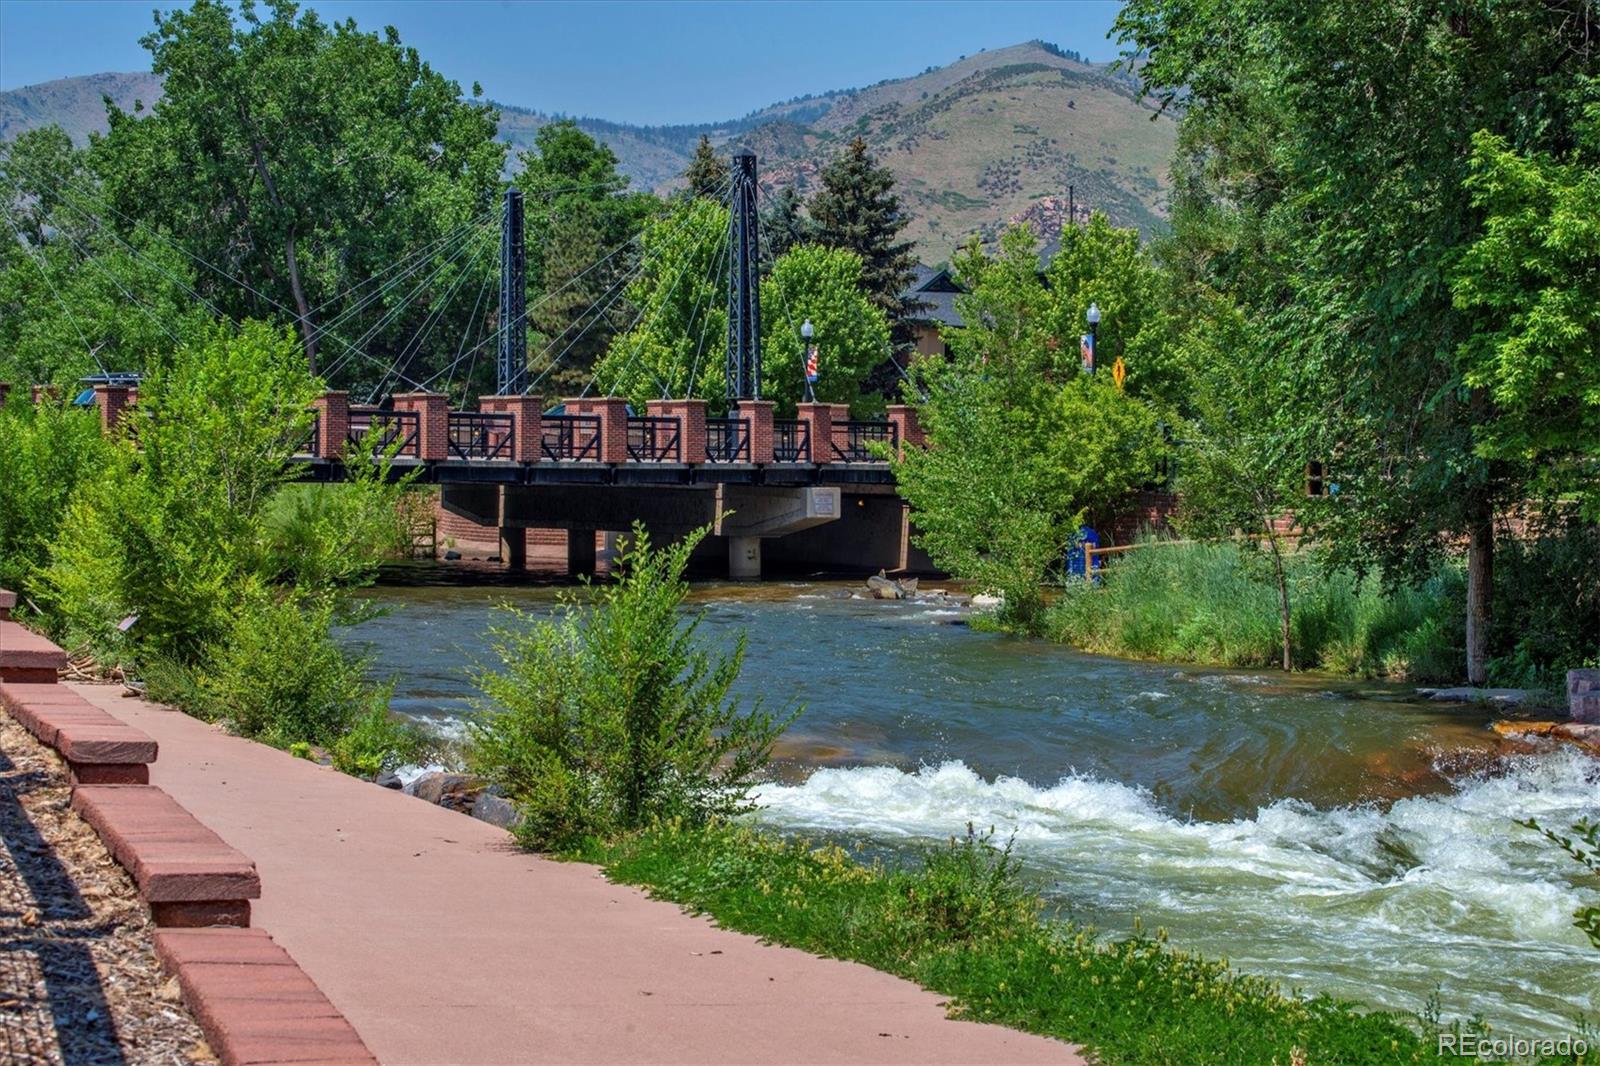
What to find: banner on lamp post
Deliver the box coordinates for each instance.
[1080,333,1095,374]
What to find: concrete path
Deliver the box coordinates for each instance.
[71,685,1082,1066]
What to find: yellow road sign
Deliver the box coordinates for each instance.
[1112,357,1127,391]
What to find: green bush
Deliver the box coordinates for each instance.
[468,522,798,850]
[0,394,114,600]
[1489,513,1600,689]
[200,588,374,747]
[1043,540,1463,679]
[330,694,434,779]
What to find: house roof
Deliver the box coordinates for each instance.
[903,265,966,327]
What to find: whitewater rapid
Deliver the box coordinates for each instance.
[754,750,1600,1035]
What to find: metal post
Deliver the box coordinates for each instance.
[725,148,761,403]
[498,188,526,396]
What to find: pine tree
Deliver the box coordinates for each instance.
[683,135,726,201]
[807,138,925,351]
[759,185,812,271]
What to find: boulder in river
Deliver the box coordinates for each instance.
[866,571,903,599]
[471,792,522,830]
[404,771,485,812]
[1569,669,1600,723]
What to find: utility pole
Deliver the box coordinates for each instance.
[498,187,526,396]
[725,148,761,402]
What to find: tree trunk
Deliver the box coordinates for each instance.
[282,225,318,375]
[244,122,319,374]
[1466,503,1494,686]
[1270,538,1292,671]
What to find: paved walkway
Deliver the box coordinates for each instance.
[71,685,1081,1065]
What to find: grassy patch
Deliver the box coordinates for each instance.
[1042,542,1463,681]
[582,820,1543,1065]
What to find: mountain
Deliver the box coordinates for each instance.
[0,41,1174,257]
[0,72,162,142]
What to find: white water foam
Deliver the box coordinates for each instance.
[753,751,1600,1033]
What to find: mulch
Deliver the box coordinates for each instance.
[0,708,214,1065]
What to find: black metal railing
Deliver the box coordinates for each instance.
[773,419,810,462]
[348,407,421,458]
[830,420,898,462]
[448,411,514,461]
[296,411,321,457]
[705,417,750,462]
[541,414,600,461]
[627,416,680,462]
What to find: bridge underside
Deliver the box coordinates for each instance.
[438,481,933,579]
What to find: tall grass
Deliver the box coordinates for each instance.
[1043,541,1464,680]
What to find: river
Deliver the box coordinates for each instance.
[349,576,1598,1037]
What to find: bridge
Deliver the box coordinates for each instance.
[8,148,941,579]
[299,390,929,579]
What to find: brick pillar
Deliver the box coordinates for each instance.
[647,399,706,465]
[93,384,133,433]
[567,397,629,464]
[796,403,834,465]
[30,385,60,405]
[886,405,924,459]
[735,400,775,464]
[393,392,449,461]
[483,395,543,463]
[312,391,349,460]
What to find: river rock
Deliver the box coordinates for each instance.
[1416,686,1538,707]
[471,793,522,830]
[1568,670,1600,723]
[404,771,485,812]
[443,550,462,561]
[866,572,903,600]
[374,769,403,790]
[971,593,1003,609]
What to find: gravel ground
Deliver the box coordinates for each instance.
[0,707,214,1065]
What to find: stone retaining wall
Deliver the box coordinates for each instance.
[0,592,374,1064]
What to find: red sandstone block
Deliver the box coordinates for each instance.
[151,899,252,928]
[72,786,261,904]
[154,927,287,967]
[70,762,151,785]
[0,619,68,674]
[55,719,158,764]
[0,666,57,684]
[155,929,377,1066]
[0,681,85,710]
[20,704,107,744]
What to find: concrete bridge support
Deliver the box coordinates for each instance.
[438,481,922,579]
[567,529,598,577]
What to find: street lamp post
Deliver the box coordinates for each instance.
[1084,303,1101,374]
[801,318,817,402]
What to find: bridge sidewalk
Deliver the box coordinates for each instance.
[69,684,1081,1066]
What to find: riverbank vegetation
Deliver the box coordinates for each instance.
[890,1,1598,689]
[586,820,1573,1066]
[0,324,427,771]
[1043,542,1464,680]
[468,523,796,850]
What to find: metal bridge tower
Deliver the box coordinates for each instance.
[498,187,527,395]
[725,148,761,402]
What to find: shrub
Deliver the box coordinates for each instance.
[468,522,798,850]
[329,693,434,779]
[0,394,114,598]
[201,588,376,749]
[1044,539,1463,679]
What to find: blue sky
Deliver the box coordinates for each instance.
[0,0,1126,125]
